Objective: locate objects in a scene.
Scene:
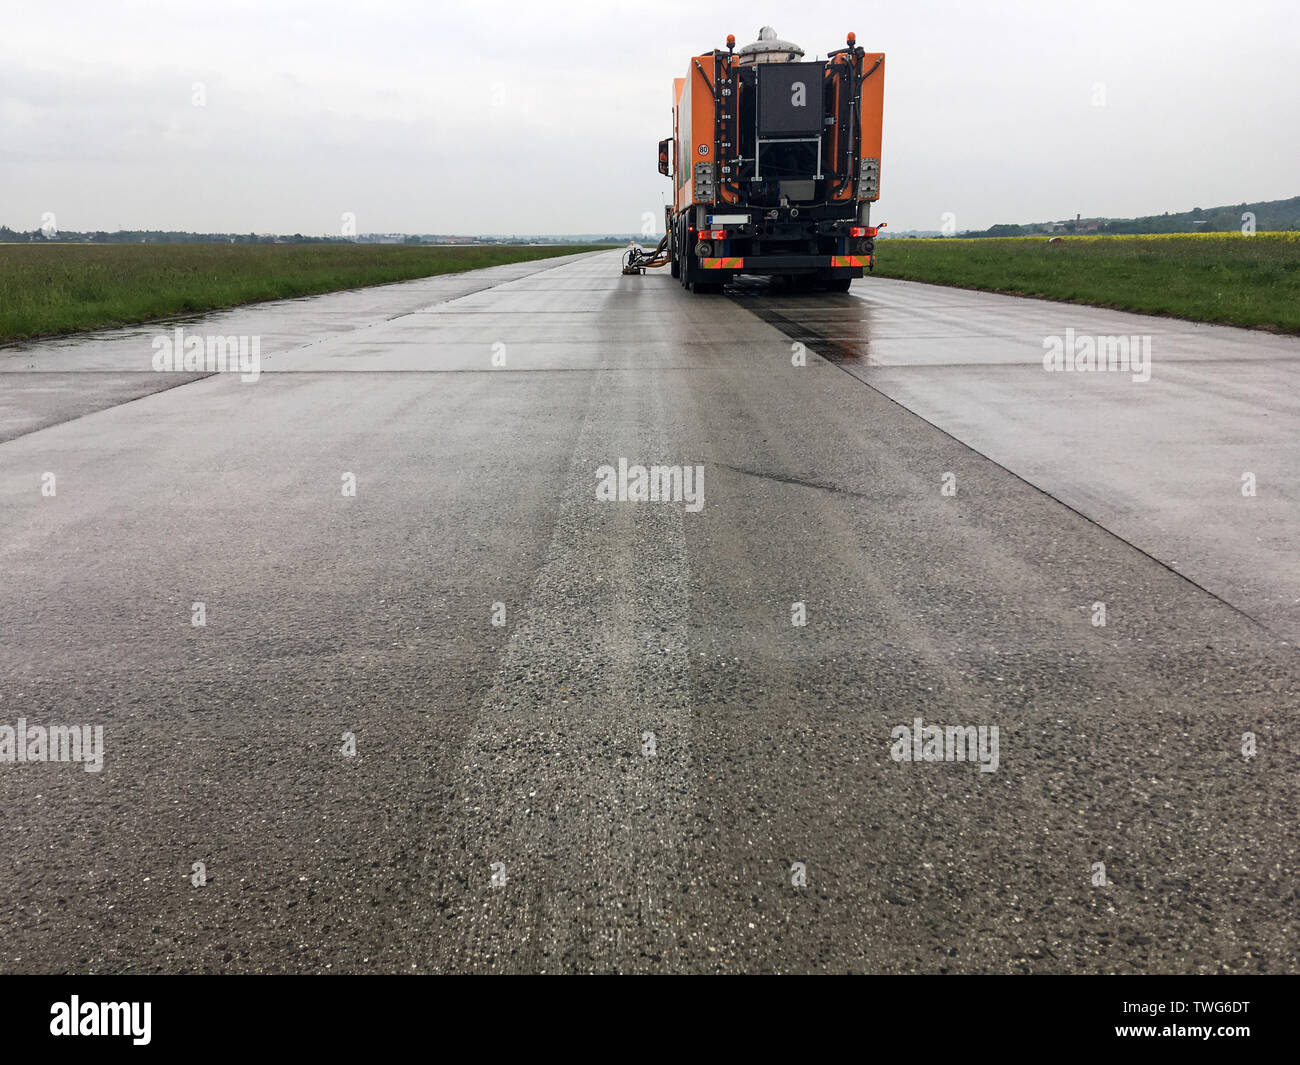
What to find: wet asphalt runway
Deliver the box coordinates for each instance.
[1,249,1296,973]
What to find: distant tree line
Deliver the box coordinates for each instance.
[965,195,1300,238]
[0,227,344,244]
[0,227,641,245]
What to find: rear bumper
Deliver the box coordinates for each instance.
[699,254,871,275]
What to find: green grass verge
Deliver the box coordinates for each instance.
[0,243,604,343]
[873,233,1300,333]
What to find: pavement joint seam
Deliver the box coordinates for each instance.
[736,300,1286,643]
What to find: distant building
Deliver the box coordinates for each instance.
[1044,216,1101,233]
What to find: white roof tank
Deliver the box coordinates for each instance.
[737,26,805,66]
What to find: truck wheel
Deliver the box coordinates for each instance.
[670,259,680,278]
[825,278,852,293]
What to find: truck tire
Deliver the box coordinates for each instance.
[670,258,680,279]
[825,278,852,293]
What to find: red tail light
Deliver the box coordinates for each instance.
[849,226,867,237]
[700,229,726,240]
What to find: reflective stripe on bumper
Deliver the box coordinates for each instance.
[701,257,743,269]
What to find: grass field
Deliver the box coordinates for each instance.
[0,243,603,343]
[8,235,1297,343]
[874,232,1300,333]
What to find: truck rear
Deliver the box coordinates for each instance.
[658,27,885,293]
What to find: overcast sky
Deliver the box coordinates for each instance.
[3,0,1297,235]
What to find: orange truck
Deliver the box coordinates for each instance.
[657,27,885,293]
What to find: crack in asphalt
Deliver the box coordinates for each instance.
[712,461,877,500]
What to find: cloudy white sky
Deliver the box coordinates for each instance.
[3,0,1297,235]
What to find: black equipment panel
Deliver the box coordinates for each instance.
[756,62,826,137]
